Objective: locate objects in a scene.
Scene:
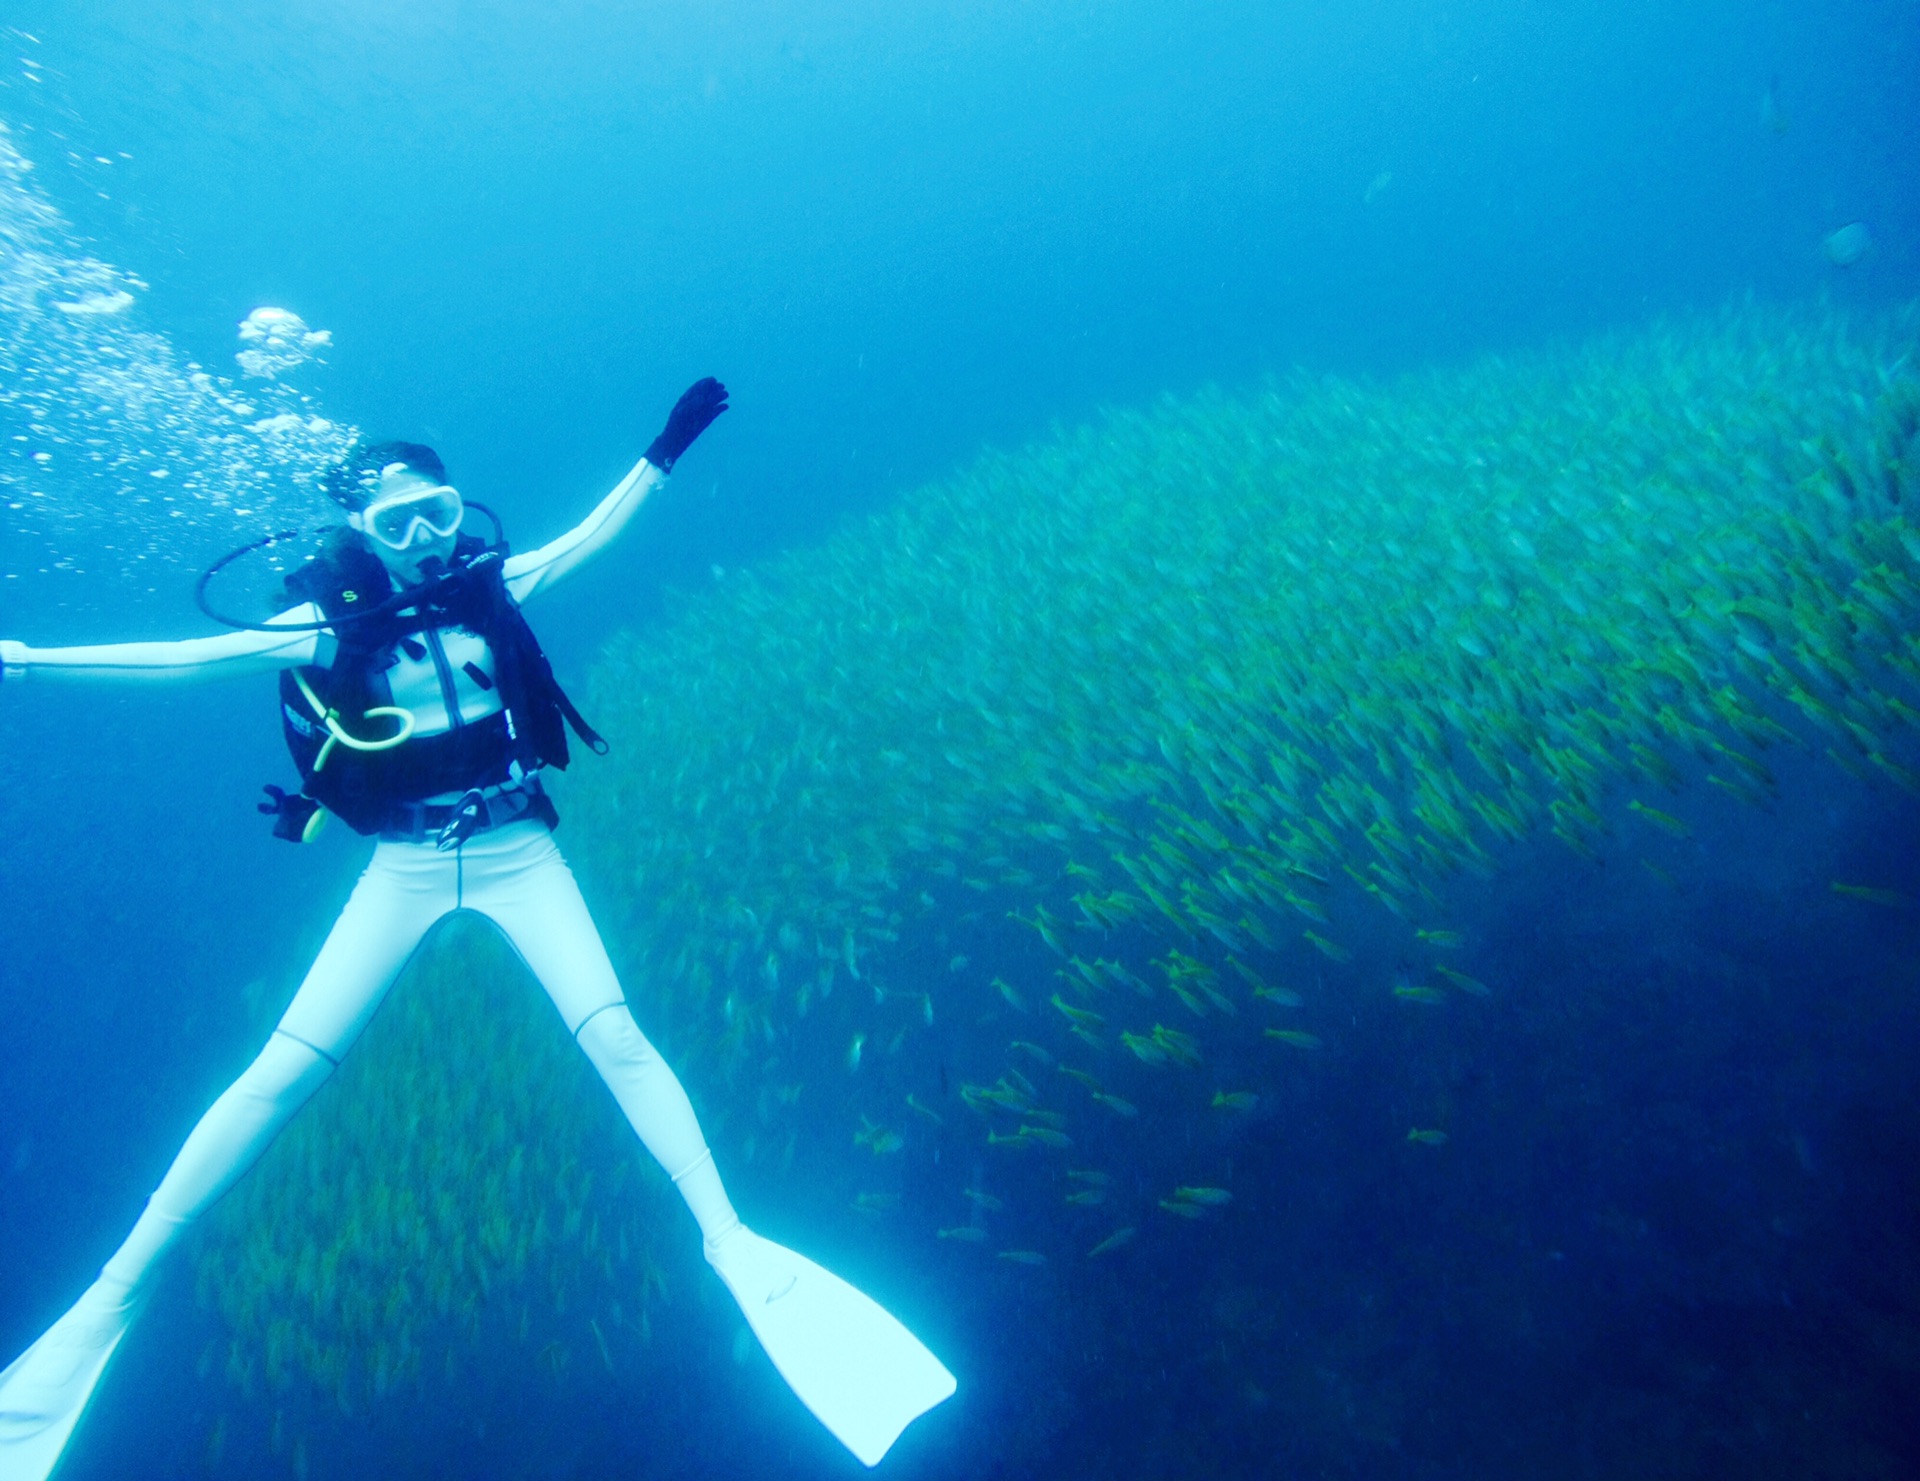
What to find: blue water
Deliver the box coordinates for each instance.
[2,2,1918,1477]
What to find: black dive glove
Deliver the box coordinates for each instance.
[645,377,729,473]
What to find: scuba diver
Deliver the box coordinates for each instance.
[0,380,955,1477]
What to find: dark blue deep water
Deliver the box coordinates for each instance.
[3,3,1919,1479]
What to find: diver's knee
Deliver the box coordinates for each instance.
[254,1029,338,1100]
[574,1003,657,1068]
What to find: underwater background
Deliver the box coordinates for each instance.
[3,1,1919,1478]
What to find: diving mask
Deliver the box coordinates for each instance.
[361,483,464,551]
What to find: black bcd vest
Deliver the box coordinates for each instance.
[265,530,605,838]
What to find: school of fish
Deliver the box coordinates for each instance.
[198,300,1920,1416]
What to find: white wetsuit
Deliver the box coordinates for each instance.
[0,452,739,1341]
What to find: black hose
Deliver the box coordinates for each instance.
[192,504,504,632]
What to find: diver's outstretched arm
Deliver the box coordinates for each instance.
[503,377,727,604]
[0,604,320,685]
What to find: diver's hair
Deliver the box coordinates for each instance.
[323,440,447,510]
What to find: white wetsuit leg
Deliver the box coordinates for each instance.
[1,835,450,1476]
[94,817,736,1294]
[99,833,457,1296]
[457,820,740,1246]
[3,814,742,1480]
[455,824,952,1467]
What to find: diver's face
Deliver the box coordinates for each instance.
[354,466,463,586]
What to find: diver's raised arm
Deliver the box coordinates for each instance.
[504,377,727,604]
[501,454,667,604]
[0,604,322,685]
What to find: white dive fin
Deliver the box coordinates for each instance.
[707,1228,956,1467]
[0,1282,139,1481]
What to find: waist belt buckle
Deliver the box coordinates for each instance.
[385,800,428,844]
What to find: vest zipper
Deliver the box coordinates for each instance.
[423,626,465,734]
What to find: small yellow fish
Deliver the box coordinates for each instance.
[1628,800,1692,837]
[1066,1187,1107,1205]
[961,1081,1026,1116]
[1392,985,1446,1004]
[1063,955,1102,990]
[852,1192,900,1212]
[1172,1186,1232,1207]
[1265,1029,1322,1049]
[1057,1066,1103,1090]
[962,1188,1006,1212]
[1253,986,1304,1007]
[1008,905,1067,955]
[996,1249,1048,1266]
[1051,993,1106,1028]
[1415,929,1466,948]
[1151,1023,1203,1067]
[994,977,1030,1013]
[937,1225,988,1242]
[1157,1198,1209,1219]
[1282,890,1329,924]
[846,1033,866,1071]
[987,1130,1034,1148]
[854,1117,906,1154]
[1010,1040,1054,1065]
[1831,882,1912,909]
[1020,1124,1074,1149]
[1087,1226,1137,1257]
[1303,930,1352,962]
[1434,966,1491,997]
[905,1094,944,1125]
[1407,1129,1449,1146]
[1093,1093,1139,1118]
[1120,1031,1168,1064]
[1211,1091,1259,1112]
